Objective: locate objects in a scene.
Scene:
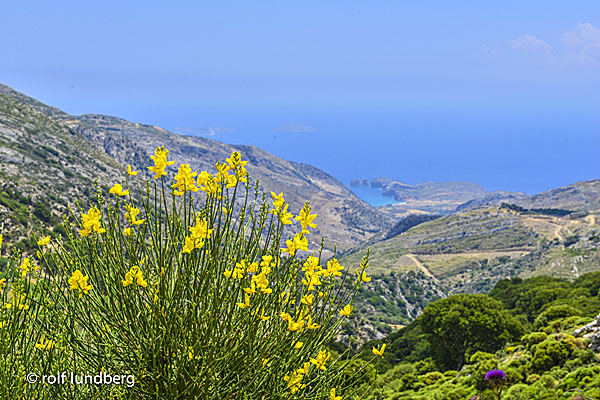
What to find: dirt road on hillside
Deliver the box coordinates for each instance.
[406,254,438,281]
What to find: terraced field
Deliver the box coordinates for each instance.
[342,206,600,293]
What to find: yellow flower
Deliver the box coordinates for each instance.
[257,309,271,321]
[339,304,353,317]
[302,256,320,273]
[0,321,6,328]
[301,294,314,306]
[225,151,248,177]
[35,338,55,350]
[122,266,147,287]
[326,259,344,277]
[330,388,342,400]
[295,202,317,234]
[196,170,211,186]
[127,164,138,176]
[0,278,5,291]
[79,207,106,237]
[279,312,292,322]
[224,266,244,279]
[214,161,236,189]
[294,341,303,350]
[148,146,175,179]
[253,273,272,294]
[125,205,145,226]
[288,317,305,332]
[171,163,199,196]
[37,236,51,246]
[124,227,132,237]
[5,292,29,310]
[279,203,293,225]
[225,174,237,189]
[236,293,251,309]
[181,236,196,254]
[372,343,386,357]
[20,257,32,277]
[197,171,220,197]
[270,192,285,213]
[189,217,213,242]
[245,277,259,295]
[356,268,371,283]
[260,255,273,267]
[109,183,129,197]
[306,314,320,330]
[297,361,311,375]
[282,233,308,256]
[225,151,248,182]
[279,291,292,304]
[68,270,93,298]
[189,348,199,360]
[283,371,306,394]
[310,349,331,371]
[0,234,3,249]
[302,271,321,291]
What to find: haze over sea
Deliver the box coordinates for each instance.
[144,104,599,199]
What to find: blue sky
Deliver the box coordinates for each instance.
[1,1,598,194]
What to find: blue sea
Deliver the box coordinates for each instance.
[148,105,599,202]
[347,185,398,206]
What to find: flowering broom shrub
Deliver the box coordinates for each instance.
[0,148,376,399]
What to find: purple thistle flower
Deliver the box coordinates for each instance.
[485,369,506,382]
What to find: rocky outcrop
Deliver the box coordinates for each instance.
[574,313,600,352]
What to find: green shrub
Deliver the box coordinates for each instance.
[529,339,571,372]
[522,332,547,348]
[534,305,582,329]
[0,149,376,399]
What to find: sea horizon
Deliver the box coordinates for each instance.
[144,104,599,198]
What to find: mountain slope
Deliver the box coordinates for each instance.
[0,84,392,255]
[342,202,599,285]
[339,200,599,341]
[456,181,600,213]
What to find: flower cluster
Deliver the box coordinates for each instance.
[282,233,308,256]
[68,270,93,298]
[295,202,317,234]
[37,236,50,246]
[148,146,175,179]
[79,207,106,237]
[225,151,248,183]
[122,266,147,287]
[19,257,38,277]
[172,164,199,196]
[270,192,293,225]
[5,292,29,310]
[125,205,145,227]
[109,183,129,197]
[182,215,213,253]
[227,256,276,301]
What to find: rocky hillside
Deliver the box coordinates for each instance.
[457,181,600,212]
[0,83,392,257]
[342,199,599,341]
